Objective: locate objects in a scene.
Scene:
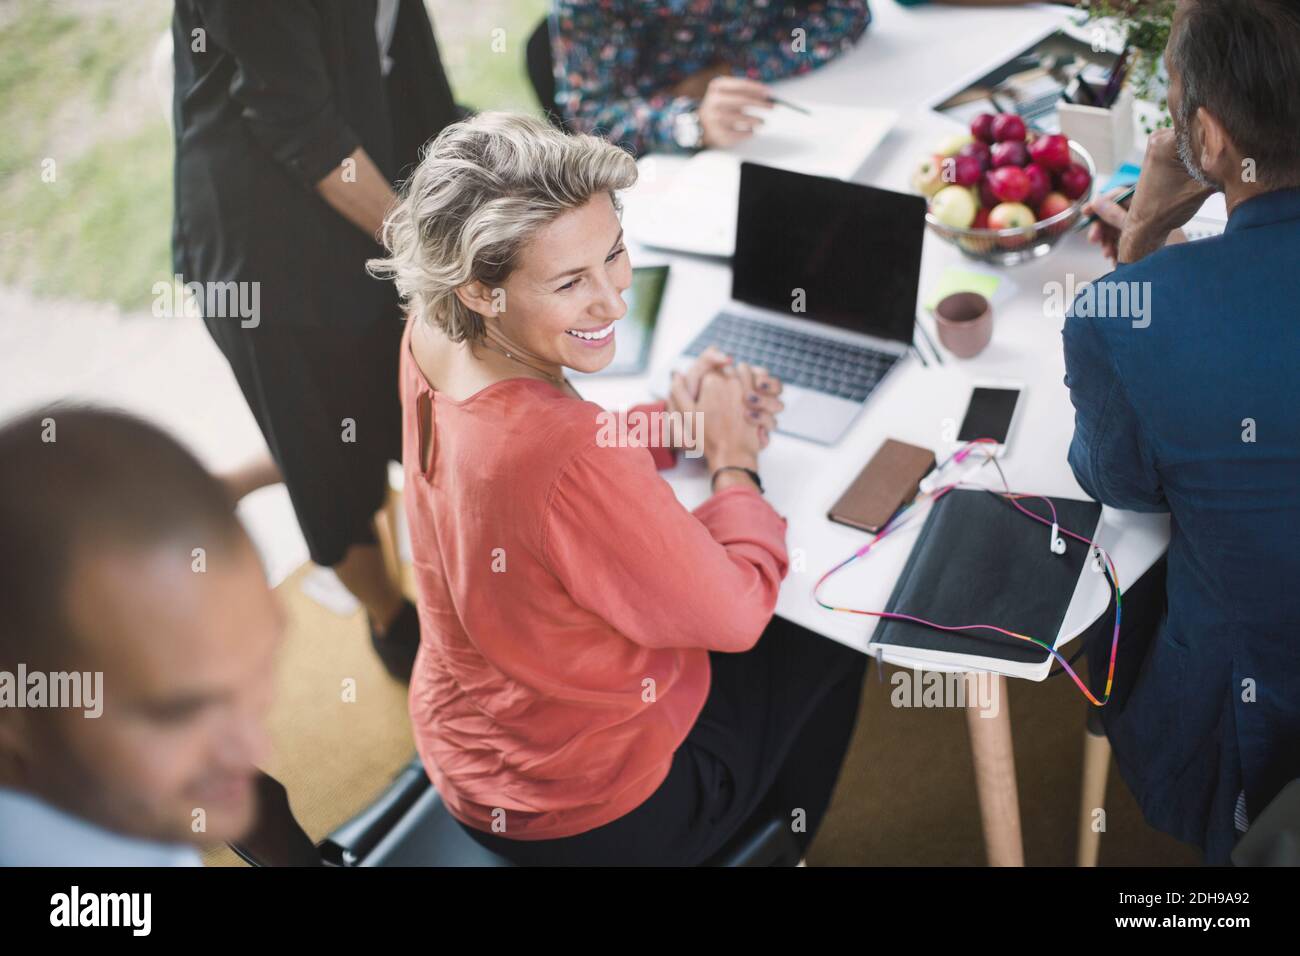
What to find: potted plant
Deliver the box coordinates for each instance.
[1076,0,1177,129]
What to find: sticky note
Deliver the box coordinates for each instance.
[923,268,1003,312]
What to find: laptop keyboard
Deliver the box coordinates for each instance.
[683,312,900,402]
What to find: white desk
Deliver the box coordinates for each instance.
[574,1,1172,865]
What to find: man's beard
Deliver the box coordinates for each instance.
[1175,110,1221,190]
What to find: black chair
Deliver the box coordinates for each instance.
[526,17,567,130]
[233,757,801,867]
[1231,779,1300,866]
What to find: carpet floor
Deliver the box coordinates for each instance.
[206,565,1200,867]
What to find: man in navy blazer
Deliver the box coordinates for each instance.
[1064,0,1300,864]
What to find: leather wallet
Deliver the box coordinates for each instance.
[828,439,936,534]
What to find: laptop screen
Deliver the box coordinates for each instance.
[731,162,927,345]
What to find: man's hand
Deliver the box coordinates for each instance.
[1083,188,1133,265]
[315,146,398,242]
[1116,129,1215,263]
[1084,186,1192,267]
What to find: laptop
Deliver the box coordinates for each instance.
[671,162,927,445]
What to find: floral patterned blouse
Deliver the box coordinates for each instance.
[550,1,872,156]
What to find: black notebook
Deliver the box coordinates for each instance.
[871,488,1103,666]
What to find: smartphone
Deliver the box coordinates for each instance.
[956,382,1024,457]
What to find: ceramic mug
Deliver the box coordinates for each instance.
[933,292,993,359]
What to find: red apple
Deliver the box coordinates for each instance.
[973,208,991,230]
[1057,162,1093,200]
[978,172,1000,208]
[946,153,984,187]
[991,140,1029,169]
[988,201,1037,249]
[958,141,991,172]
[988,201,1036,229]
[971,113,997,144]
[987,165,1031,204]
[1028,133,1071,172]
[1038,191,1073,220]
[1037,191,1074,236]
[991,114,1027,143]
[1024,163,1052,207]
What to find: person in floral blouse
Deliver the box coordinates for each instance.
[549,0,1061,157]
[550,0,872,156]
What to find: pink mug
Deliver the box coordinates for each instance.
[933,292,993,359]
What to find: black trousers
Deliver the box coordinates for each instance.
[206,316,403,567]
[462,617,869,866]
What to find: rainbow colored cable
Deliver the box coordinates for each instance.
[813,442,1121,706]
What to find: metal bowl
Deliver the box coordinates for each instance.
[924,140,1096,267]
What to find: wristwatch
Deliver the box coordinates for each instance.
[673,109,703,150]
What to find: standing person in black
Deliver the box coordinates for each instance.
[171,1,459,679]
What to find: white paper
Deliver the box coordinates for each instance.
[625,103,896,257]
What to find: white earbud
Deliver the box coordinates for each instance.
[1050,523,1067,555]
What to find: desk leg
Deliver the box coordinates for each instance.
[965,674,1024,867]
[1076,707,1111,867]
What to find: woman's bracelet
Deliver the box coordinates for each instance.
[711,465,763,494]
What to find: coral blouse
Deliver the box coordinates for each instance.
[399,320,788,840]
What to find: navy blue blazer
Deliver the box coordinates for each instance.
[1063,187,1300,864]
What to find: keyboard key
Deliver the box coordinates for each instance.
[684,312,898,401]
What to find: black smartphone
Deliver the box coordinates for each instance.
[957,383,1024,455]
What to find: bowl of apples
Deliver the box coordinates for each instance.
[913,113,1095,267]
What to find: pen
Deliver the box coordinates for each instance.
[1100,49,1130,108]
[766,95,811,115]
[1070,75,1101,107]
[914,319,944,367]
[1073,184,1137,233]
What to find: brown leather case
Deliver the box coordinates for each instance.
[828,439,937,534]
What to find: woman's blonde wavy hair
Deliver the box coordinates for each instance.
[369,112,638,343]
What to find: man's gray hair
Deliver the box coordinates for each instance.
[1167,0,1300,188]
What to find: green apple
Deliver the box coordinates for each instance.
[937,132,975,157]
[931,185,978,229]
[911,154,946,198]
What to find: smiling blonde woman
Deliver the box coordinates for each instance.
[370,112,866,866]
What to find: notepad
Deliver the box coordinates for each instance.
[869,489,1103,673]
[624,103,896,257]
[728,102,895,180]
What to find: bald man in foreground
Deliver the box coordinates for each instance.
[0,407,284,865]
